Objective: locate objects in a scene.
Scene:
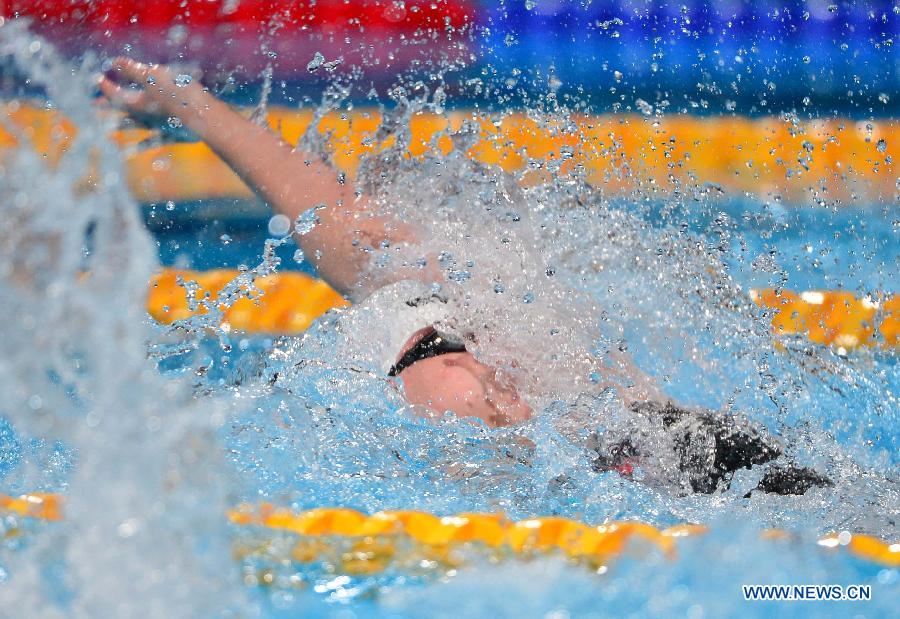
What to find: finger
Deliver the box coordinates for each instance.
[97,76,124,103]
[98,76,144,109]
[110,57,153,84]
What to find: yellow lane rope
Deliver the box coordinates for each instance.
[226,504,900,571]
[146,268,898,349]
[751,288,898,350]
[2,494,897,571]
[0,492,63,521]
[2,101,896,204]
[147,269,349,334]
[4,100,895,344]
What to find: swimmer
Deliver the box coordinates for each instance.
[99,59,831,496]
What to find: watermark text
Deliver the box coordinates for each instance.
[743,584,871,601]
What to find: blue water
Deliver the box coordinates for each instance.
[138,195,900,616]
[3,184,898,617]
[1,15,898,615]
[148,197,899,293]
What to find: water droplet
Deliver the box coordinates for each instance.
[307,52,325,73]
[166,116,182,129]
[268,214,291,237]
[165,200,175,211]
[448,270,471,283]
[635,98,654,116]
[323,58,343,73]
[117,518,139,538]
[293,248,305,263]
[219,234,232,245]
[174,74,192,87]
[876,139,887,153]
[294,207,320,235]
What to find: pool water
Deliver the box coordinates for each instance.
[0,18,898,619]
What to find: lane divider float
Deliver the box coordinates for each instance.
[148,268,349,334]
[147,268,898,350]
[2,494,897,574]
[2,102,896,204]
[750,288,898,350]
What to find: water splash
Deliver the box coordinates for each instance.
[225,101,899,544]
[0,10,897,617]
[0,23,245,617]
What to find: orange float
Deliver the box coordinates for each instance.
[2,102,896,204]
[227,503,900,570]
[145,268,898,351]
[0,492,64,521]
[147,268,348,334]
[7,495,894,573]
[751,289,898,350]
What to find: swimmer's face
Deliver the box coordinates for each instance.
[394,332,533,427]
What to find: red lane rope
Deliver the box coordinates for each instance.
[2,0,475,32]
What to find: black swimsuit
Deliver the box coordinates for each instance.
[591,401,833,496]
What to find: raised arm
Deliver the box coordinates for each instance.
[99,58,415,297]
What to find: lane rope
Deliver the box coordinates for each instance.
[2,494,897,572]
[147,268,898,349]
[3,102,896,203]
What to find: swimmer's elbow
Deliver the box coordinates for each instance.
[297,205,424,298]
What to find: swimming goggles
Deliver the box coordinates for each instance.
[388,328,467,377]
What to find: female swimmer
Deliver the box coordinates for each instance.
[99,60,830,496]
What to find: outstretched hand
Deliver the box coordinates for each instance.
[99,56,409,298]
[98,58,205,125]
